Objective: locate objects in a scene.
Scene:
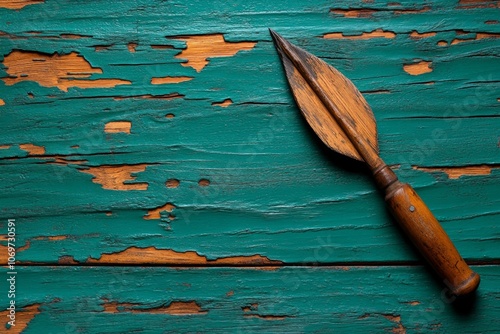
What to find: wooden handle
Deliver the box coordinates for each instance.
[384,181,480,296]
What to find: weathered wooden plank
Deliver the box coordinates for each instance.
[0,168,498,264]
[0,0,499,265]
[1,265,499,333]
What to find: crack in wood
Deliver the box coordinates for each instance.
[0,303,41,333]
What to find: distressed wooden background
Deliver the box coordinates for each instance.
[1,0,499,332]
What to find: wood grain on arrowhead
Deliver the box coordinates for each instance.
[276,38,378,161]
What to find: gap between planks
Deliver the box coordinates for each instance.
[6,260,500,268]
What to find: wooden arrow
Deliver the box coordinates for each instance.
[269,29,480,296]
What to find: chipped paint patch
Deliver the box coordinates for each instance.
[150,76,193,85]
[410,31,437,39]
[60,34,90,39]
[86,246,282,266]
[457,0,500,9]
[414,164,498,179]
[0,98,5,106]
[383,314,406,334]
[2,50,131,92]
[104,121,132,134]
[172,34,257,72]
[58,255,78,264]
[44,156,87,165]
[103,300,207,315]
[213,255,282,266]
[20,143,45,155]
[324,29,396,39]
[212,98,233,107]
[330,8,376,18]
[79,164,149,190]
[198,179,210,187]
[144,202,176,219]
[0,145,10,149]
[127,42,137,52]
[0,0,44,10]
[403,301,420,306]
[87,247,208,264]
[451,32,500,44]
[0,244,8,263]
[403,60,432,75]
[166,179,180,188]
[0,304,41,333]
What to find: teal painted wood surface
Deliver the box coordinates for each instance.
[1,266,500,333]
[0,0,499,332]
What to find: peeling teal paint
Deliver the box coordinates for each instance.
[0,0,499,331]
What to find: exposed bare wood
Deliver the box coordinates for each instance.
[166,179,180,188]
[143,202,176,219]
[403,60,432,75]
[79,164,149,190]
[2,50,130,91]
[457,0,500,9]
[0,304,41,334]
[85,246,282,266]
[212,98,233,107]
[0,0,44,10]
[410,31,437,39]
[0,98,5,105]
[324,29,396,40]
[59,34,90,39]
[172,34,257,72]
[150,76,193,84]
[127,42,137,52]
[19,143,45,155]
[103,300,207,315]
[330,8,376,18]
[198,179,210,186]
[104,121,132,134]
[451,32,500,44]
[414,165,497,179]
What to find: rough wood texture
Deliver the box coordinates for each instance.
[386,182,480,295]
[1,266,499,333]
[0,0,499,332]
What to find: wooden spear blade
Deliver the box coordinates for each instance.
[270,29,481,296]
[269,29,378,162]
